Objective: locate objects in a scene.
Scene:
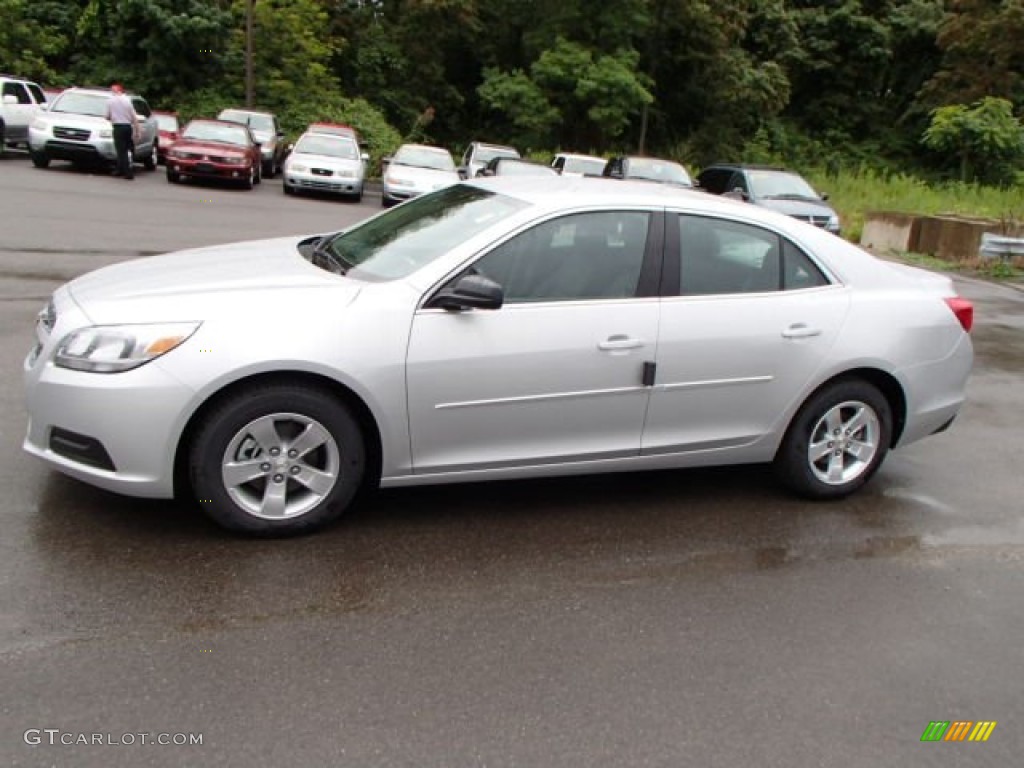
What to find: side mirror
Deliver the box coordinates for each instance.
[431,274,504,312]
[476,168,495,177]
[277,130,285,138]
[2,94,17,105]
[821,193,830,201]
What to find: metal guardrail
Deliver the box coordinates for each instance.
[979,232,1024,261]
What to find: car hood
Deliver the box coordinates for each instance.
[756,197,835,218]
[41,112,109,128]
[290,152,362,174]
[173,139,248,156]
[387,164,459,189]
[67,236,359,323]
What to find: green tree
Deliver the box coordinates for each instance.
[922,97,1024,183]
[0,0,67,82]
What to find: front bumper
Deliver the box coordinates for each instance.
[284,168,363,196]
[168,157,253,181]
[30,126,116,161]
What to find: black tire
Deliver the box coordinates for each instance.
[167,169,180,183]
[262,158,274,178]
[30,150,50,168]
[189,384,366,536]
[352,188,363,203]
[242,165,255,190]
[143,146,156,170]
[254,164,261,185]
[774,378,892,499]
[283,182,295,196]
[0,121,5,157]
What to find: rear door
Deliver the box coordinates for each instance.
[2,81,39,141]
[642,212,851,455]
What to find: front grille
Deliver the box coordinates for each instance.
[297,179,348,191]
[791,214,831,228]
[311,168,333,177]
[53,126,90,141]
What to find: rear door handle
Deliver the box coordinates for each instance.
[598,335,644,352]
[782,324,822,339]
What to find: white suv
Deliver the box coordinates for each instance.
[28,87,158,170]
[1,75,47,154]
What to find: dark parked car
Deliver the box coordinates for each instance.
[603,156,693,187]
[476,157,559,177]
[165,119,262,189]
[697,164,841,235]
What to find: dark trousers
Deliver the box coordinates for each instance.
[112,124,134,178]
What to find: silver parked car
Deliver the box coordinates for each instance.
[23,178,973,536]
[28,87,158,170]
[381,143,459,206]
[216,108,286,178]
[283,131,366,201]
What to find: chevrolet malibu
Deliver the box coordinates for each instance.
[23,178,973,536]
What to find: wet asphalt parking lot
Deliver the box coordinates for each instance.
[1,155,1022,767]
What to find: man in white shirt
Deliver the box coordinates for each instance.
[106,83,138,180]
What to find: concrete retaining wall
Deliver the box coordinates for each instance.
[862,212,1023,262]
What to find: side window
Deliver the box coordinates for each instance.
[782,239,830,289]
[471,211,651,303]
[553,156,564,172]
[27,83,46,104]
[3,82,32,104]
[132,98,152,117]
[726,171,748,195]
[678,215,781,295]
[698,168,729,194]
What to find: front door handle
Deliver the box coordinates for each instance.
[782,324,822,339]
[598,335,644,352]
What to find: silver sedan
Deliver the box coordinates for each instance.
[23,178,973,535]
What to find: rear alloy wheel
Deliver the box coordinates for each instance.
[774,379,892,499]
[189,385,366,535]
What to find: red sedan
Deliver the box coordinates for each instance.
[165,119,261,189]
[153,110,180,164]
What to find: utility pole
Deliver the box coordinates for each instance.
[245,0,254,107]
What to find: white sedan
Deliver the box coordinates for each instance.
[23,178,973,535]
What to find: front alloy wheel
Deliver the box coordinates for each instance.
[189,385,366,535]
[775,379,892,499]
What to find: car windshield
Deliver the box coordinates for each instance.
[497,160,557,176]
[477,146,519,164]
[51,92,109,117]
[320,185,529,281]
[563,157,606,175]
[182,121,249,146]
[626,158,692,186]
[295,135,358,159]
[155,114,179,132]
[747,170,820,199]
[392,146,455,172]
[220,110,274,133]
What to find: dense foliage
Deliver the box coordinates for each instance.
[2,0,1022,182]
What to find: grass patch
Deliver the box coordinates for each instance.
[884,251,1024,282]
[805,168,1024,245]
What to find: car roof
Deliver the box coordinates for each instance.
[702,163,791,173]
[398,143,452,154]
[557,152,604,160]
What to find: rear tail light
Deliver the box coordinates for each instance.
[944,297,973,333]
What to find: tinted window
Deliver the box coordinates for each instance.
[27,83,45,104]
[131,98,151,117]
[3,82,31,104]
[472,211,650,302]
[696,168,733,194]
[678,216,781,295]
[783,240,829,289]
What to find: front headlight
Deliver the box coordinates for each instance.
[223,156,246,165]
[31,119,49,132]
[55,322,200,373]
[290,164,308,173]
[99,128,113,139]
[387,175,412,186]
